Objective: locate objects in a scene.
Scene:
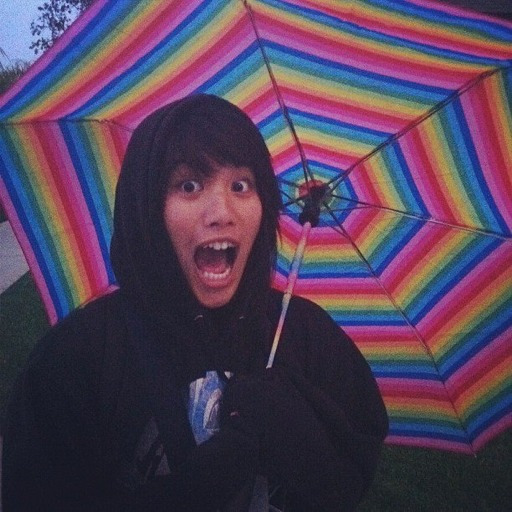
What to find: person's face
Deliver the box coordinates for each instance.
[164,163,263,308]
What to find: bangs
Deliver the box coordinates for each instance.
[164,106,268,178]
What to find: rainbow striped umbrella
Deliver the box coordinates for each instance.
[1,0,511,454]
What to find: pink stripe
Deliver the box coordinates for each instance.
[343,324,418,341]
[292,278,387,295]
[0,0,109,105]
[380,224,448,293]
[118,18,255,128]
[461,78,512,231]
[280,87,406,134]
[0,176,57,324]
[408,0,512,28]
[399,129,456,222]
[256,11,482,89]
[417,243,511,339]
[385,435,473,454]
[46,0,203,118]
[301,143,359,170]
[243,87,281,125]
[378,382,450,402]
[445,329,511,398]
[472,413,512,452]
[48,124,109,288]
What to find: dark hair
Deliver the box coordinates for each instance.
[111,94,282,319]
[158,94,282,268]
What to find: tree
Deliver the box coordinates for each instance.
[0,49,29,96]
[30,0,94,55]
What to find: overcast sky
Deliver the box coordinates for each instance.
[1,0,511,66]
[0,0,44,64]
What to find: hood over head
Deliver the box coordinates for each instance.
[110,94,282,326]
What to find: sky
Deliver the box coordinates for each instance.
[0,0,72,65]
[0,0,511,66]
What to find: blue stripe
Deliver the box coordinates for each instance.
[439,301,512,376]
[265,42,450,104]
[388,424,467,443]
[446,98,510,236]
[373,0,512,44]
[261,0,511,68]
[0,0,135,119]
[408,236,502,323]
[289,108,389,145]
[371,217,424,275]
[71,0,225,117]
[371,367,440,379]
[467,393,512,440]
[60,122,115,283]
[198,44,264,96]
[383,143,430,216]
[0,132,67,318]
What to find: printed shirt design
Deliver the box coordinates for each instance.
[187,370,231,445]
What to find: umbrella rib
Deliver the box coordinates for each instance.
[322,204,473,445]
[243,0,315,187]
[326,66,509,192]
[326,194,511,241]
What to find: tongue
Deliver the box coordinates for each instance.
[195,248,229,274]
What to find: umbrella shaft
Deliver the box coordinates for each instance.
[267,222,312,368]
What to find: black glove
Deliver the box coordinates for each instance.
[220,368,359,510]
[182,426,259,510]
[126,427,259,512]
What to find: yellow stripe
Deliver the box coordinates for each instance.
[96,3,244,119]
[15,126,88,301]
[255,0,495,73]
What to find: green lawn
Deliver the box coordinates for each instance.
[1,273,511,510]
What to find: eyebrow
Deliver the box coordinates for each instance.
[169,165,201,182]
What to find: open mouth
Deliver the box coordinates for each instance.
[194,241,238,281]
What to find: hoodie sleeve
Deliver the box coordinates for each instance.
[271,295,389,510]
[1,298,258,512]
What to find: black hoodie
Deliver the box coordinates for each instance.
[2,95,388,511]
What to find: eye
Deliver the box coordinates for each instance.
[181,180,202,193]
[232,179,252,193]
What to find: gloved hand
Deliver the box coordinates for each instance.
[127,426,259,512]
[220,368,356,510]
[182,426,260,510]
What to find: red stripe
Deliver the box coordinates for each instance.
[382,225,446,294]
[40,0,194,118]
[447,339,510,403]
[467,81,512,203]
[35,128,100,292]
[349,161,386,206]
[256,12,479,88]
[280,86,406,133]
[117,16,254,126]
[242,87,280,124]
[268,0,512,60]
[406,127,456,222]
[418,249,510,340]
[343,207,381,242]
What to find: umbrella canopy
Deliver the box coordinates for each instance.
[1,0,511,454]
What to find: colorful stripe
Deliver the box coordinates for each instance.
[1,0,511,452]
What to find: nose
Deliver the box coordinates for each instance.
[202,189,235,227]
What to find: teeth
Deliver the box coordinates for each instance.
[203,241,234,251]
[202,267,232,280]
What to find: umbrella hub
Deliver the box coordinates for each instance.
[298,180,328,227]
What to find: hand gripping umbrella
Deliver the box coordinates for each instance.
[1,0,511,454]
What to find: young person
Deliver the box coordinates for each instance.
[2,94,388,511]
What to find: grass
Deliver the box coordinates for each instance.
[1,273,511,510]
[0,273,49,423]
